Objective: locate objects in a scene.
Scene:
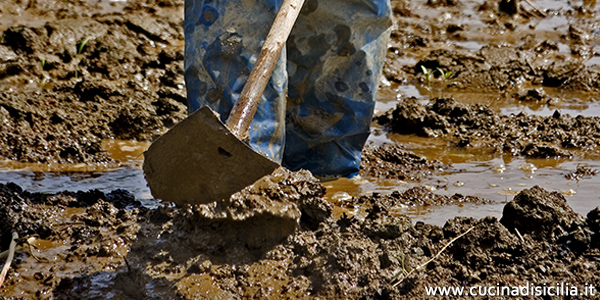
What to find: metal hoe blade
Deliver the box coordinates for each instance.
[143,0,305,205]
[143,106,279,206]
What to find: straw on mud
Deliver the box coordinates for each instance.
[392,226,474,288]
[0,232,18,288]
[514,227,525,243]
[523,0,547,16]
[26,237,47,262]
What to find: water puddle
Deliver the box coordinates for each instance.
[0,132,597,228]
[536,0,579,11]
[326,129,600,226]
[381,82,600,118]
[0,0,129,31]
[0,140,155,206]
[454,40,484,51]
[585,55,600,67]
[334,91,600,226]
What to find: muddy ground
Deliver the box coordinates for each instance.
[375,96,600,159]
[1,0,600,298]
[0,174,599,299]
[0,0,187,165]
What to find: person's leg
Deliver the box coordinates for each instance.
[283,0,392,178]
[184,0,287,162]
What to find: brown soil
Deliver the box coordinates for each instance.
[0,177,599,299]
[0,0,186,165]
[360,143,448,181]
[375,97,600,158]
[1,0,600,299]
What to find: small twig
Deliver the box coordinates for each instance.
[523,0,547,16]
[124,257,132,273]
[392,226,474,287]
[525,59,537,76]
[26,238,48,262]
[514,228,525,243]
[0,232,18,288]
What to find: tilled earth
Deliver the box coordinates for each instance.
[0,173,599,299]
[0,0,187,165]
[375,97,600,159]
[1,0,600,299]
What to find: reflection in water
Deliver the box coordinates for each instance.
[383,82,600,119]
[0,140,156,207]
[323,127,600,226]
[325,154,600,226]
[0,168,154,203]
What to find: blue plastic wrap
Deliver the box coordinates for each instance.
[185,0,391,178]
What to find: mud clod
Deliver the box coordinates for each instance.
[565,165,599,180]
[501,186,586,241]
[360,143,446,181]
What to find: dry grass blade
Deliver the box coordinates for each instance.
[0,232,18,288]
[523,0,547,16]
[392,226,474,287]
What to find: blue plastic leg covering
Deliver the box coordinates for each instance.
[185,0,392,178]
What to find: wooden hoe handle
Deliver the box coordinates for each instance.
[225,0,305,138]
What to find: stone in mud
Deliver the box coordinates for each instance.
[565,165,598,180]
[516,88,548,102]
[500,186,586,241]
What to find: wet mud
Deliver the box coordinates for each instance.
[376,97,600,158]
[1,181,599,299]
[360,143,448,181]
[0,0,186,165]
[1,0,600,298]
